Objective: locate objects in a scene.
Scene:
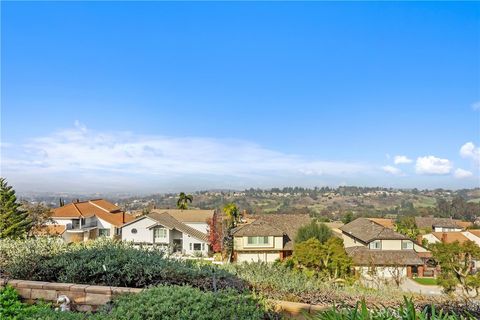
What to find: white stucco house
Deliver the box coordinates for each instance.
[121,209,215,256]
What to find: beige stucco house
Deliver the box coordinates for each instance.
[232,214,311,263]
[341,218,430,280]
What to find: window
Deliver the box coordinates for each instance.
[115,228,121,236]
[368,240,381,250]
[246,236,270,246]
[98,229,110,237]
[189,243,192,250]
[193,243,201,251]
[131,228,138,234]
[402,240,413,250]
[201,243,205,250]
[154,228,167,240]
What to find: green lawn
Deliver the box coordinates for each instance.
[413,277,438,286]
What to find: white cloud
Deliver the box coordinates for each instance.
[454,168,473,179]
[460,142,480,165]
[2,123,370,190]
[472,101,480,111]
[382,165,402,175]
[393,155,413,165]
[415,156,452,175]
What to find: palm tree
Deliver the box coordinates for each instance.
[177,192,193,210]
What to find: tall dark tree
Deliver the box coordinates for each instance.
[0,178,32,239]
[176,192,193,210]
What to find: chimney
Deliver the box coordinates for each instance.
[416,235,423,245]
[122,211,125,224]
[442,233,448,243]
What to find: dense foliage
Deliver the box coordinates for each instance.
[430,240,480,297]
[0,238,245,291]
[293,238,352,281]
[0,178,32,239]
[0,285,51,319]
[295,221,333,244]
[310,298,475,320]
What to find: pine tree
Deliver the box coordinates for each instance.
[0,178,32,239]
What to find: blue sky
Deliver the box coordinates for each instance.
[1,2,479,193]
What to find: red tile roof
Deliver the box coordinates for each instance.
[51,199,133,227]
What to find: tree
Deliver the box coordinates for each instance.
[21,202,53,236]
[293,237,351,281]
[207,212,223,253]
[295,221,332,244]
[431,240,480,297]
[223,203,240,228]
[395,216,420,240]
[176,192,193,210]
[342,211,354,224]
[0,178,32,239]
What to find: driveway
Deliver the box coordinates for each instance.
[400,278,444,296]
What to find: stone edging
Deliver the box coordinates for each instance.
[0,278,142,312]
[0,278,326,317]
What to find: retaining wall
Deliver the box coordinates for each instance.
[0,278,327,317]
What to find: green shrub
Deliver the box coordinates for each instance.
[24,286,272,320]
[295,221,333,244]
[0,285,51,319]
[310,297,475,320]
[0,238,245,291]
[96,285,270,320]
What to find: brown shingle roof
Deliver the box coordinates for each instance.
[146,212,209,242]
[232,214,312,250]
[346,246,423,266]
[340,218,408,243]
[150,209,214,223]
[415,217,463,229]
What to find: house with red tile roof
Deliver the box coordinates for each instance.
[42,199,135,243]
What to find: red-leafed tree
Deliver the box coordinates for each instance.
[208,212,223,253]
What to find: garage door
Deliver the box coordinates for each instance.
[237,252,280,263]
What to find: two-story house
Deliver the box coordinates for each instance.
[231,214,311,263]
[45,199,135,243]
[121,209,214,256]
[340,218,429,279]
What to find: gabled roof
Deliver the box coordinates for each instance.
[133,212,209,242]
[232,214,312,250]
[367,218,394,229]
[51,199,134,227]
[415,217,464,229]
[346,246,423,266]
[431,232,470,244]
[150,209,215,223]
[340,218,408,243]
[467,230,480,238]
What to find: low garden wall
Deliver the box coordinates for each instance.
[0,278,143,312]
[0,278,326,317]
